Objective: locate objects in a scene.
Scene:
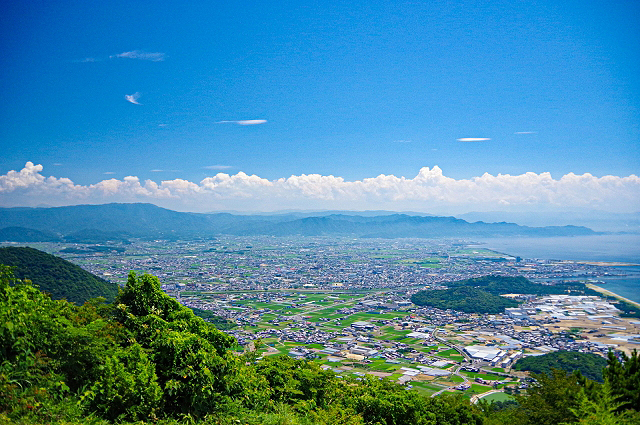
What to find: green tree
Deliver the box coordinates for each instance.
[603,350,640,413]
[86,343,161,422]
[511,369,583,425]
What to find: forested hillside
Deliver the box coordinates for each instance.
[411,276,600,314]
[411,287,519,314]
[0,247,118,304]
[513,351,608,382]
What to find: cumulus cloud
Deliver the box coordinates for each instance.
[111,50,166,61]
[457,138,491,142]
[216,120,267,125]
[125,92,141,105]
[1,162,639,213]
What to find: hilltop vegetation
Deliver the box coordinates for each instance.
[411,287,519,314]
[411,276,599,314]
[0,247,118,304]
[513,351,608,382]
[446,275,599,296]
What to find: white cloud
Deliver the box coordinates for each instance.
[125,92,141,105]
[1,162,639,214]
[457,138,491,142]
[103,171,116,175]
[393,140,412,143]
[515,131,537,135]
[216,120,267,125]
[112,50,166,61]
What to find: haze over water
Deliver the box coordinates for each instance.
[477,234,640,303]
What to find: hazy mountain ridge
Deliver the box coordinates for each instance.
[0,203,597,241]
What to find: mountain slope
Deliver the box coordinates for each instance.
[0,203,597,239]
[0,246,118,304]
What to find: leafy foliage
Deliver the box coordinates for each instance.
[603,350,640,412]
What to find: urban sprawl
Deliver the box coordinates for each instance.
[16,236,640,401]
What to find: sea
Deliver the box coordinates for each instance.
[474,234,640,303]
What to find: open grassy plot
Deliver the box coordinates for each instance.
[461,371,503,380]
[437,348,462,358]
[481,392,515,403]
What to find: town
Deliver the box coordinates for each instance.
[14,236,640,402]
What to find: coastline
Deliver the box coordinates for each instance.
[577,261,640,267]
[586,284,640,309]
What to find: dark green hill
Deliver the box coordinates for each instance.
[0,246,118,304]
[410,275,599,314]
[411,286,519,313]
[514,350,608,382]
[447,275,598,296]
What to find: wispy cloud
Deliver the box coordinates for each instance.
[457,138,491,142]
[125,92,141,105]
[150,169,181,173]
[111,50,166,61]
[53,163,62,166]
[216,120,267,125]
[103,171,115,175]
[393,140,412,143]
[203,165,233,170]
[515,131,537,135]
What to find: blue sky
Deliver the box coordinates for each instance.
[0,0,638,213]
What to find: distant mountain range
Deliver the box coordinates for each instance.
[0,203,597,242]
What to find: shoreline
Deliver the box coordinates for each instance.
[586,284,640,309]
[577,261,640,267]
